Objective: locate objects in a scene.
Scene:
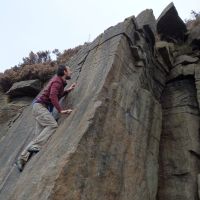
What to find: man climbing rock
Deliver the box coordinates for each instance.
[16,65,76,172]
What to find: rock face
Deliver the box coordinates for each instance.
[158,78,200,200]
[0,89,32,142]
[136,9,156,34]
[0,3,200,200]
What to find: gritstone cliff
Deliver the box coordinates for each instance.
[0,2,200,200]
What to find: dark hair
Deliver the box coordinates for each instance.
[57,65,66,76]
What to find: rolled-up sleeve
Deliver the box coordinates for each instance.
[50,81,62,112]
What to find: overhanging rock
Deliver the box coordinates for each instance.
[6,79,41,98]
[157,2,187,42]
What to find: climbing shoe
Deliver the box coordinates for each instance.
[16,159,25,172]
[27,146,40,153]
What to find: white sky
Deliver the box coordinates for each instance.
[0,0,199,72]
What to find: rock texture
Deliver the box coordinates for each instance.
[136,9,156,34]
[0,3,200,200]
[158,78,200,200]
[0,88,32,142]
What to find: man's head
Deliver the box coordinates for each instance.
[57,65,72,80]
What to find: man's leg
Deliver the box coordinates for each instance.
[19,119,43,162]
[28,103,58,150]
[17,103,58,171]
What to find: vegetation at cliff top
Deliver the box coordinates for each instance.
[185,10,200,29]
[0,45,82,92]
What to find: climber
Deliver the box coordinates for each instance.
[16,65,76,172]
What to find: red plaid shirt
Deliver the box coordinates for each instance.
[35,75,68,112]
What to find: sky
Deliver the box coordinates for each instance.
[0,0,200,72]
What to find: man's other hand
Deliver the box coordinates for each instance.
[60,109,73,114]
[67,83,76,92]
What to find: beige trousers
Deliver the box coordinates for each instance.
[20,103,58,162]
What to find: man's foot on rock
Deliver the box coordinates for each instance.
[27,146,40,153]
[16,159,25,172]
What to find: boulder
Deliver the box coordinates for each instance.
[6,79,41,98]
[174,55,199,66]
[157,2,187,42]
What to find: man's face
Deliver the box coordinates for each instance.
[64,67,72,80]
